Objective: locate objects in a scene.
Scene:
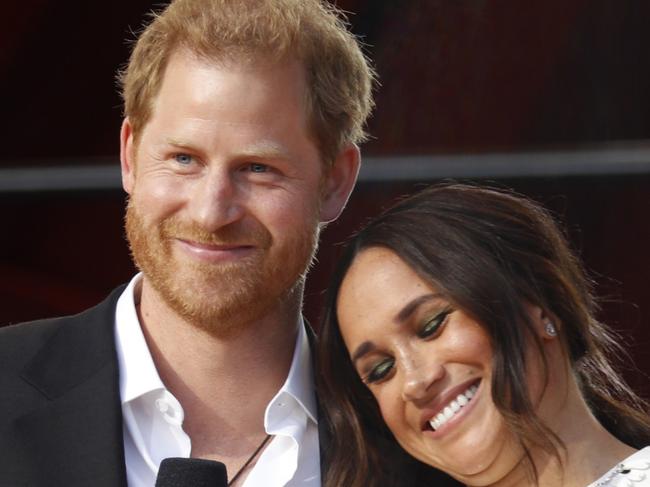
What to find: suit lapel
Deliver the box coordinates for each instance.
[14,287,127,487]
[303,322,333,476]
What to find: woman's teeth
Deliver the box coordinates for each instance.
[428,384,478,431]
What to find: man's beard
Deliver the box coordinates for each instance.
[125,200,320,337]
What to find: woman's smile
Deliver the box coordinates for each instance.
[337,246,513,481]
[422,380,480,435]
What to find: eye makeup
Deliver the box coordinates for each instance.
[417,308,453,339]
[364,357,395,384]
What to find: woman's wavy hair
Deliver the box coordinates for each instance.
[317,183,650,487]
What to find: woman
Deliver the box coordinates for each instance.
[317,184,650,487]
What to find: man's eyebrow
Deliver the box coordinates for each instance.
[351,340,376,364]
[163,138,293,160]
[395,293,442,323]
[163,137,195,149]
[237,140,293,160]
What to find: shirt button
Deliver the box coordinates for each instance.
[155,398,169,414]
[164,407,182,425]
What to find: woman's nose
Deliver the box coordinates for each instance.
[400,353,444,403]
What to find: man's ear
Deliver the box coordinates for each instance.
[120,118,136,195]
[319,144,361,223]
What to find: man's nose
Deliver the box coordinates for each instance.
[187,168,245,232]
[400,352,444,403]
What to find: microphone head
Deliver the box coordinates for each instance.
[155,457,228,487]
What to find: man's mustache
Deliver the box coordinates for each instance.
[159,218,272,249]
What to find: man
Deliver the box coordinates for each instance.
[0,0,373,485]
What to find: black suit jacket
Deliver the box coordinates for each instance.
[0,286,127,486]
[0,286,460,487]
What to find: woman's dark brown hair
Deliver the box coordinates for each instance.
[317,183,650,487]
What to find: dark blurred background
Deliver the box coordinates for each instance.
[1,1,649,394]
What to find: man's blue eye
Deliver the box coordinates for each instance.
[174,154,193,165]
[249,163,268,173]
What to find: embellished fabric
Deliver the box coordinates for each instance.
[589,447,650,487]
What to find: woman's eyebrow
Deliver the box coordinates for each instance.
[351,341,376,364]
[395,293,441,323]
[350,293,443,364]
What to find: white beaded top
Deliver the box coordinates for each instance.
[589,447,650,487]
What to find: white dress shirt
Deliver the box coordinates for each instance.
[114,274,320,487]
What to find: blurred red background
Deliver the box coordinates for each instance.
[2,0,649,395]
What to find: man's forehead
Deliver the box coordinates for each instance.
[155,52,304,108]
[147,48,318,139]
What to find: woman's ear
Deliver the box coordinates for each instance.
[527,304,559,340]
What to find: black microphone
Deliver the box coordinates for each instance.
[155,457,228,487]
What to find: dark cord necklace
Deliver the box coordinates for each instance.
[227,434,272,486]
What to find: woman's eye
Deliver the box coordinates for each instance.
[174,153,194,165]
[418,309,452,339]
[365,358,395,384]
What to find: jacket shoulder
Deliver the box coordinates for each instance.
[0,285,127,382]
[0,285,129,486]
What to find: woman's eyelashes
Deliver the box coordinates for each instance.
[417,308,453,339]
[361,308,453,385]
[365,357,395,384]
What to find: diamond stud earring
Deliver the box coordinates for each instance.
[545,321,557,337]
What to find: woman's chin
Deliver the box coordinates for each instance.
[412,410,519,484]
